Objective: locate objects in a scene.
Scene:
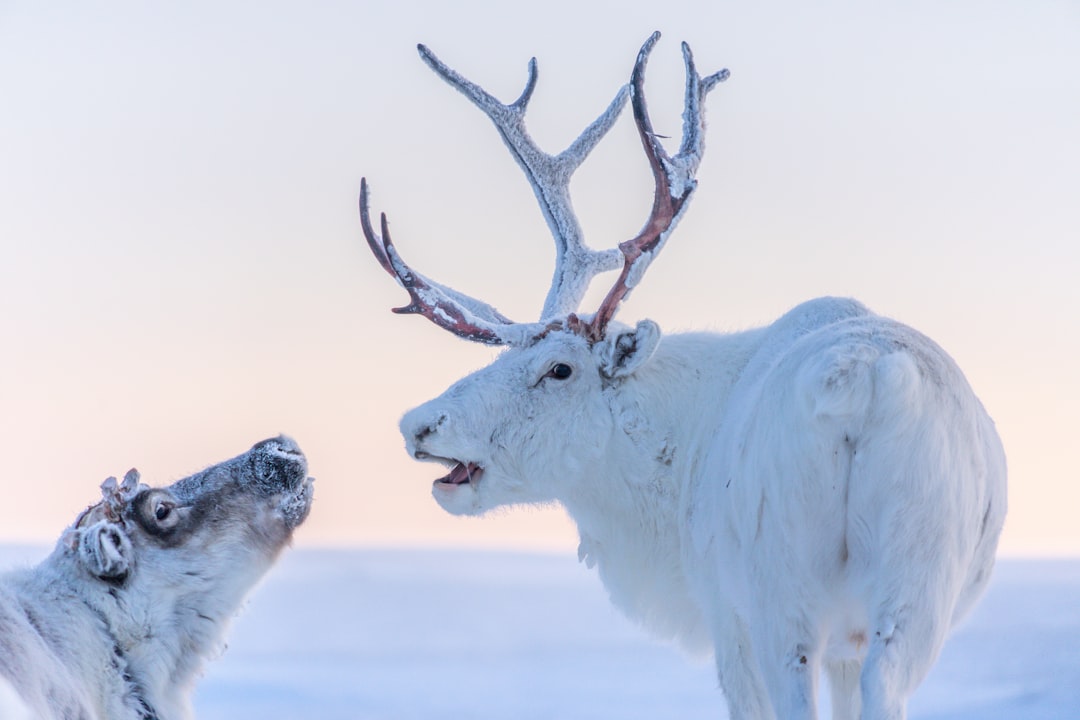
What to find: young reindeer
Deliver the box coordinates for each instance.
[0,436,314,720]
[360,34,1007,720]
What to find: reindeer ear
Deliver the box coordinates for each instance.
[77,521,133,581]
[596,319,661,379]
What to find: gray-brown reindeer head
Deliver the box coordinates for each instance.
[361,34,726,515]
[66,436,313,586]
[46,438,313,717]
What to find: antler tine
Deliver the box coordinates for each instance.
[359,178,543,346]
[418,44,629,321]
[120,469,141,497]
[99,475,125,522]
[583,32,728,342]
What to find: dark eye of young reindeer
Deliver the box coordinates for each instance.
[546,363,573,380]
[145,494,181,531]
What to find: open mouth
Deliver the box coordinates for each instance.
[434,461,483,488]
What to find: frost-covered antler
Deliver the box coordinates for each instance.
[360,43,627,345]
[360,183,524,345]
[361,33,726,345]
[416,44,628,321]
[574,33,728,343]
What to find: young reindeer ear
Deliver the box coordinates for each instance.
[77,520,133,582]
[595,319,662,379]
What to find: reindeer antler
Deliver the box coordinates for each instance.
[73,468,143,531]
[360,33,726,346]
[360,179,522,345]
[577,33,729,343]
[99,469,142,522]
[417,44,628,321]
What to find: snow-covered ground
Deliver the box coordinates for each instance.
[2,547,1077,718]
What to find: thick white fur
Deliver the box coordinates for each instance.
[0,436,313,720]
[400,297,1007,720]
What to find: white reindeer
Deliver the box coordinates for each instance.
[0,436,314,720]
[360,33,1007,720]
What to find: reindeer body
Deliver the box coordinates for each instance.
[361,34,1006,719]
[684,297,1004,718]
[400,295,1005,718]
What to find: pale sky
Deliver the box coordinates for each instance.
[1,1,1077,556]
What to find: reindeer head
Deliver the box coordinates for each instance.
[52,438,313,713]
[362,34,725,515]
[65,436,313,593]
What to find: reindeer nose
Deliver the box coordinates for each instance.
[400,408,445,460]
[249,435,308,492]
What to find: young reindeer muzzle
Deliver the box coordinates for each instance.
[359,32,727,346]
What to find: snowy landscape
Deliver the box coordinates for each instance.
[3,545,1075,719]
[1,5,1077,719]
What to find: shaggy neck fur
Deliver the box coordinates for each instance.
[561,329,766,654]
[22,547,248,720]
[87,606,160,720]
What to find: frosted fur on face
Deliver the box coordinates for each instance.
[0,436,314,720]
[365,35,1007,720]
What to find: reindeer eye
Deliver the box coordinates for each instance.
[136,493,181,535]
[548,363,573,380]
